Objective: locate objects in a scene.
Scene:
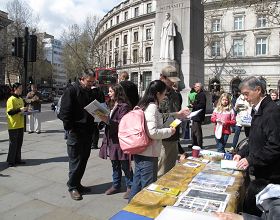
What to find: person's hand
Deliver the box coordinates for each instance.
[214,212,244,220]
[177,108,190,119]
[20,107,28,112]
[233,154,241,162]
[179,153,188,163]
[237,158,249,170]
[99,115,109,123]
[170,127,176,135]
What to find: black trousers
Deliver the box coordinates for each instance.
[91,123,99,147]
[7,128,24,164]
[191,121,203,147]
[66,130,92,191]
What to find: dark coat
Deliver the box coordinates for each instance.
[192,90,206,122]
[99,102,131,160]
[238,96,280,183]
[243,198,280,220]
[58,81,104,132]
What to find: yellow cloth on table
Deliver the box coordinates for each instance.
[124,160,245,219]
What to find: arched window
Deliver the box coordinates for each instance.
[209,78,220,92]
[231,77,241,93]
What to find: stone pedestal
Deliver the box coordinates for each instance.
[152,0,204,107]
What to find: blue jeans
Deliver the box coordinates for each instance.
[111,160,133,189]
[215,134,229,153]
[129,155,158,202]
[232,125,242,149]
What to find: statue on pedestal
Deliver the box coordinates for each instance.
[160,13,176,60]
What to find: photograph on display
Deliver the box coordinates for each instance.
[173,188,230,213]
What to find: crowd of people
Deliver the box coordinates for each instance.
[4,67,280,219]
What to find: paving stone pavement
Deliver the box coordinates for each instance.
[0,119,245,220]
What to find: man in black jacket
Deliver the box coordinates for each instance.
[191,82,206,147]
[234,76,280,184]
[59,70,104,200]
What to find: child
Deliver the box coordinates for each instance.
[211,93,236,153]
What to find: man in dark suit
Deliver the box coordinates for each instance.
[191,82,206,147]
[234,76,280,183]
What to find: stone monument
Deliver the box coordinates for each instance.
[152,0,204,106]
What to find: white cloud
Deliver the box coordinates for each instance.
[0,0,123,38]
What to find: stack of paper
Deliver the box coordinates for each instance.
[147,183,180,196]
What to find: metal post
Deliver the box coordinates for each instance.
[23,27,29,96]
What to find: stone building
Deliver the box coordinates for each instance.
[93,0,204,97]
[94,0,280,94]
[204,0,280,93]
[0,10,12,85]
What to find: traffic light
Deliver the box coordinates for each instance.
[11,37,24,58]
[28,35,37,62]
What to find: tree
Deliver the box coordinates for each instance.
[5,0,39,85]
[61,15,101,80]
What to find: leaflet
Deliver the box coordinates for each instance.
[187,109,203,119]
[84,99,110,121]
[220,160,244,171]
[146,183,180,196]
[173,188,230,213]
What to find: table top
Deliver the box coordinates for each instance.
[122,160,245,219]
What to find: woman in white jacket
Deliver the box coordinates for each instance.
[129,80,188,201]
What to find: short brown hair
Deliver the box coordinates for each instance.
[119,71,129,81]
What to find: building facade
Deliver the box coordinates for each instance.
[41,33,67,89]
[94,0,280,93]
[204,0,280,93]
[94,0,156,92]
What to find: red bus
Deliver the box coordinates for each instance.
[95,67,118,101]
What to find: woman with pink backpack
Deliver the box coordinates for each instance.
[129,80,189,202]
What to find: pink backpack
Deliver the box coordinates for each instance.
[118,107,151,154]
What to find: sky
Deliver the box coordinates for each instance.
[0,0,123,39]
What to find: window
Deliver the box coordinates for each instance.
[143,71,152,91]
[124,11,128,20]
[147,3,152,13]
[212,19,221,32]
[115,38,119,47]
[145,47,151,61]
[106,23,108,29]
[234,16,244,30]
[257,15,267,28]
[233,39,244,56]
[123,51,127,65]
[256,37,267,55]
[134,32,138,42]
[109,40,112,49]
[116,15,119,24]
[211,41,221,56]
[105,43,107,51]
[131,72,138,85]
[123,34,127,45]
[146,28,151,40]
[134,7,139,17]
[109,55,112,67]
[110,19,113,27]
[133,49,138,63]
[115,52,119,67]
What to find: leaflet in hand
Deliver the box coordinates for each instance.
[84,99,110,120]
[220,160,244,171]
[187,109,203,119]
[169,119,182,128]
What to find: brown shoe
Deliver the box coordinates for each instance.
[105,186,121,195]
[69,189,82,200]
[123,188,131,199]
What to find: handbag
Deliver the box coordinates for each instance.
[215,121,223,139]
